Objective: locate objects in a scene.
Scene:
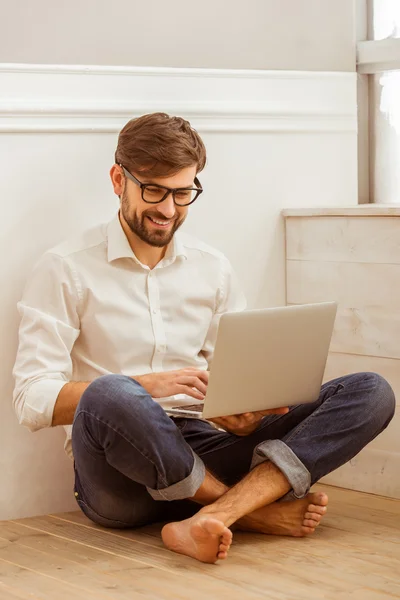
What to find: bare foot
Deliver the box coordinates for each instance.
[161,513,233,563]
[237,491,329,537]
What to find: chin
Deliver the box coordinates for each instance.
[146,234,173,248]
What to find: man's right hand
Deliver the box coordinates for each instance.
[134,368,209,400]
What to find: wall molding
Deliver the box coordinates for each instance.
[0,63,357,134]
[0,63,358,79]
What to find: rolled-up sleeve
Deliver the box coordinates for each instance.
[12,252,81,431]
[201,257,247,368]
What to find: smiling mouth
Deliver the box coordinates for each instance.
[147,216,174,228]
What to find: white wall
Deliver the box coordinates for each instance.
[0,0,356,71]
[0,65,357,519]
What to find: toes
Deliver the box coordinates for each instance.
[217,550,228,560]
[308,492,329,509]
[314,492,329,506]
[221,529,233,545]
[301,526,316,535]
[219,529,232,555]
[303,519,318,528]
[305,512,321,522]
[219,543,230,552]
[308,504,327,515]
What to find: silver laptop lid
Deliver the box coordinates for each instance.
[202,302,337,419]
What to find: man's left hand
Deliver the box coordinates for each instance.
[209,407,289,436]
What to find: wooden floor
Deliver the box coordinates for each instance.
[0,485,399,600]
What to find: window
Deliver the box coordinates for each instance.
[357,0,400,203]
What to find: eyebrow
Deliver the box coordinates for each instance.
[143,180,197,189]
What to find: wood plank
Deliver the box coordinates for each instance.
[229,486,400,596]
[53,511,398,597]
[324,352,400,396]
[320,445,400,499]
[314,483,400,514]
[287,260,400,309]
[9,514,366,600]
[322,352,400,497]
[0,557,104,600]
[335,591,399,600]
[0,521,221,600]
[287,260,400,358]
[0,542,127,600]
[230,522,400,597]
[283,206,400,217]
[286,216,400,264]
[0,486,399,600]
[9,516,279,600]
[52,510,164,544]
[331,306,400,358]
[0,580,43,600]
[231,529,400,597]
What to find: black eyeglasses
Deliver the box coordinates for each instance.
[120,165,203,206]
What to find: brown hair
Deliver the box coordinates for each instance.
[115,112,206,178]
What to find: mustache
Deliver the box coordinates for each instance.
[144,211,178,222]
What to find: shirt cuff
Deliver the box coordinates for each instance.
[19,378,67,431]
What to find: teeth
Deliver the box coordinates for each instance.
[149,217,171,225]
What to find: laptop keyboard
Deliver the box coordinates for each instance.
[172,403,204,412]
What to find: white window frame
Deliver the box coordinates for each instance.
[356,0,400,203]
[358,38,400,73]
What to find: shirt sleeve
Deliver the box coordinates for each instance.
[201,257,247,368]
[12,252,81,432]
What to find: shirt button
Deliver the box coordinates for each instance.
[153,309,158,314]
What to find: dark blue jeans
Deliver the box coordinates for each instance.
[72,372,395,528]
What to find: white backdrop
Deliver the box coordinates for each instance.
[0,65,357,519]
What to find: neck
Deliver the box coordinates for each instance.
[119,212,168,269]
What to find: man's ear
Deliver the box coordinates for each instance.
[110,164,124,197]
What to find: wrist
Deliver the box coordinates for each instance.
[132,375,144,388]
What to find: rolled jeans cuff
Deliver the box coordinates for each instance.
[250,439,311,500]
[147,450,206,501]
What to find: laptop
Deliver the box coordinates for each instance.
[166,302,337,419]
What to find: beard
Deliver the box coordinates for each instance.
[121,190,186,248]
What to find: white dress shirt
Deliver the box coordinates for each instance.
[13,212,246,458]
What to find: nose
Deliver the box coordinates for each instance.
[157,193,176,219]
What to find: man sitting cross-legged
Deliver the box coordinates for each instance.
[13,113,395,563]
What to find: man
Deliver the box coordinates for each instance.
[13,113,395,564]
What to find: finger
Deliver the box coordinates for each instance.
[181,369,209,384]
[259,407,289,416]
[241,412,258,422]
[178,374,208,394]
[178,376,208,396]
[176,385,205,400]
[250,414,266,425]
[211,416,239,429]
[234,413,257,425]
[223,416,246,429]
[196,370,209,384]
[209,417,225,427]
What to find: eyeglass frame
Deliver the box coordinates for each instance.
[119,164,203,206]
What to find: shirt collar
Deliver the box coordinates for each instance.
[106,212,187,266]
